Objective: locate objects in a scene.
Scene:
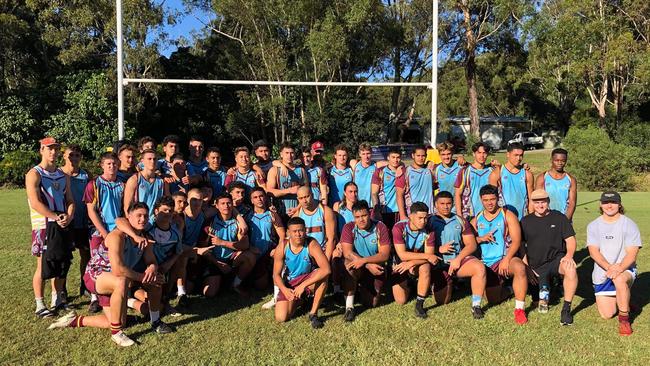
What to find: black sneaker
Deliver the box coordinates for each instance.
[344,308,356,322]
[309,313,324,329]
[35,308,54,318]
[152,320,175,334]
[471,306,484,320]
[561,306,573,326]
[88,300,102,314]
[176,294,190,309]
[414,302,427,319]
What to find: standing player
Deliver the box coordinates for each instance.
[124,149,169,223]
[186,136,208,179]
[167,153,190,195]
[339,201,392,321]
[471,185,528,325]
[392,202,439,318]
[428,191,486,319]
[176,187,207,307]
[310,140,327,169]
[294,186,337,261]
[587,191,642,336]
[432,142,462,198]
[489,142,534,220]
[349,143,379,206]
[455,142,494,219]
[328,145,353,206]
[203,147,228,198]
[157,135,180,176]
[396,146,435,220]
[371,147,401,229]
[302,147,328,205]
[26,137,75,317]
[273,217,331,329]
[224,146,266,193]
[135,136,156,172]
[535,148,577,220]
[116,144,137,184]
[266,143,307,218]
[253,140,275,175]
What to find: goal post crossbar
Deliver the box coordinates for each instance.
[122,78,435,88]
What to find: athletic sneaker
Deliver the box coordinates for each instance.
[88,300,101,314]
[514,309,528,325]
[538,299,549,313]
[560,307,573,326]
[152,320,175,334]
[471,306,484,320]
[309,313,324,329]
[47,311,77,329]
[344,308,356,322]
[261,298,276,310]
[111,331,136,347]
[35,308,54,318]
[176,295,190,309]
[619,321,633,336]
[414,302,427,319]
[167,305,182,317]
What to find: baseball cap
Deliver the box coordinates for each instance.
[39,137,60,147]
[530,189,549,201]
[311,141,324,152]
[600,191,621,204]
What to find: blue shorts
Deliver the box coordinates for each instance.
[593,267,637,296]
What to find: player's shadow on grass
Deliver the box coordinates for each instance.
[570,247,596,316]
[630,272,650,322]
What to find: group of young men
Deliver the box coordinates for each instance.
[27,134,642,347]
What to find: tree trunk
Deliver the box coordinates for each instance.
[461,2,480,139]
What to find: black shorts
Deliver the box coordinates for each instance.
[381,212,399,230]
[530,255,563,287]
[72,228,90,250]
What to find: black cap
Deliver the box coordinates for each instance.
[600,191,621,204]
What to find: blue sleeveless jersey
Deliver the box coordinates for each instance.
[354,162,377,205]
[204,167,227,196]
[156,158,173,176]
[405,166,434,213]
[298,204,326,249]
[88,176,125,231]
[256,160,274,175]
[186,160,208,177]
[500,167,527,220]
[135,174,164,222]
[395,220,429,252]
[328,166,353,204]
[475,209,509,267]
[544,172,571,214]
[276,166,304,213]
[209,215,239,260]
[235,170,258,192]
[379,167,398,213]
[169,179,189,195]
[434,161,460,196]
[70,169,90,229]
[306,166,324,201]
[459,165,492,217]
[428,214,465,263]
[35,166,67,213]
[336,204,355,235]
[116,170,134,184]
[246,210,274,255]
[183,211,205,247]
[284,244,312,281]
[351,221,382,258]
[149,224,182,264]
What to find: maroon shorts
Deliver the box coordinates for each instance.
[83,272,111,307]
[486,260,509,287]
[251,253,272,280]
[431,256,477,292]
[89,230,105,256]
[277,272,314,302]
[357,267,388,296]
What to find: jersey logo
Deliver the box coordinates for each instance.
[52,182,61,191]
[605,235,614,239]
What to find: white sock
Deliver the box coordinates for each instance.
[50,292,58,307]
[177,285,187,297]
[273,286,279,300]
[35,297,45,311]
[90,293,98,302]
[233,276,242,288]
[515,300,525,310]
[333,284,342,293]
[127,298,137,308]
[150,310,160,324]
[345,295,354,309]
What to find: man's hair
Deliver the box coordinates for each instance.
[334,144,348,154]
[552,148,568,157]
[507,142,524,152]
[65,144,82,153]
[172,191,187,199]
[301,146,311,155]
[249,186,266,198]
[118,144,137,155]
[472,142,489,153]
[227,181,247,193]
[479,184,499,197]
[162,135,180,146]
[154,196,175,211]
[599,205,625,215]
[351,200,370,213]
[412,145,428,155]
[410,202,429,214]
[234,146,250,155]
[344,181,358,191]
[435,191,453,201]
[215,191,233,203]
[436,142,454,153]
[171,152,184,161]
[100,152,118,164]
[287,217,306,227]
[253,139,270,150]
[128,201,149,213]
[140,148,157,158]
[189,135,203,144]
[280,141,294,152]
[358,143,372,153]
[206,146,221,155]
[388,147,401,156]
[138,136,156,150]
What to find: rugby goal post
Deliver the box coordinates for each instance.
[116,0,439,145]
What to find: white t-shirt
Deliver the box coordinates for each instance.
[586,215,642,284]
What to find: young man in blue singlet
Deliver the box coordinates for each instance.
[253,140,275,176]
[225,146,266,192]
[333,182,359,235]
[455,142,495,220]
[157,135,180,176]
[294,186,337,261]
[301,147,328,206]
[203,147,228,199]
[167,153,190,195]
[124,149,170,223]
[396,146,435,220]
[471,184,529,325]
[489,142,534,221]
[535,148,577,220]
[186,136,208,180]
[371,147,402,229]
[266,143,307,218]
[328,145,354,206]
[432,142,463,202]
[135,136,156,172]
[273,217,331,329]
[349,143,391,206]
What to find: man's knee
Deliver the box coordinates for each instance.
[612,274,630,289]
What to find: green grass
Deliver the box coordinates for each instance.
[1,188,650,365]
[462,148,553,178]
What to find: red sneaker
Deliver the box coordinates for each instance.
[619,321,633,336]
[514,309,528,325]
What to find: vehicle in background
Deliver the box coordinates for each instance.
[508,131,544,149]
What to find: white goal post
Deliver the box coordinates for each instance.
[116,0,438,145]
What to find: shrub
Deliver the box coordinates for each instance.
[0,150,40,186]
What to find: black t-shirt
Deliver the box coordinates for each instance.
[521,210,575,270]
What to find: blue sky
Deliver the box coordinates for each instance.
[160,0,214,56]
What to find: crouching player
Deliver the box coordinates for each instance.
[273,217,331,329]
[339,200,392,322]
[428,191,486,319]
[48,203,171,346]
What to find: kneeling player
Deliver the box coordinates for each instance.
[339,201,392,322]
[428,191,486,319]
[48,203,170,346]
[273,217,331,329]
[392,202,439,319]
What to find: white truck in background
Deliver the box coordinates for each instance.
[508,132,544,149]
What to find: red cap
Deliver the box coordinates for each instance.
[39,137,60,147]
[311,141,325,152]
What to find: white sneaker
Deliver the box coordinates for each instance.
[111,331,135,347]
[261,298,276,310]
[48,311,77,329]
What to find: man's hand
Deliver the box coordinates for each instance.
[334,243,343,257]
[196,246,215,256]
[142,264,158,284]
[280,286,295,301]
[366,263,385,276]
[456,155,467,166]
[606,263,623,279]
[226,167,236,176]
[346,257,367,270]
[286,207,299,217]
[56,213,72,228]
[211,237,223,246]
[280,165,289,178]
[478,230,496,243]
[427,254,441,266]
[560,255,576,270]
[293,284,306,298]
[393,261,414,274]
[498,258,511,277]
[163,176,175,184]
[490,159,501,168]
[288,185,300,195]
[438,241,455,254]
[448,258,461,275]
[181,176,190,185]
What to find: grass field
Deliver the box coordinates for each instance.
[1,188,649,365]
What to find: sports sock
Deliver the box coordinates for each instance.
[177,285,187,297]
[233,276,242,288]
[69,315,85,328]
[150,310,160,325]
[35,297,46,311]
[90,293,98,302]
[51,292,58,308]
[416,295,425,306]
[273,285,279,300]
[515,300,525,310]
[618,310,630,323]
[110,322,122,335]
[127,298,137,308]
[471,295,482,307]
[345,295,354,309]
